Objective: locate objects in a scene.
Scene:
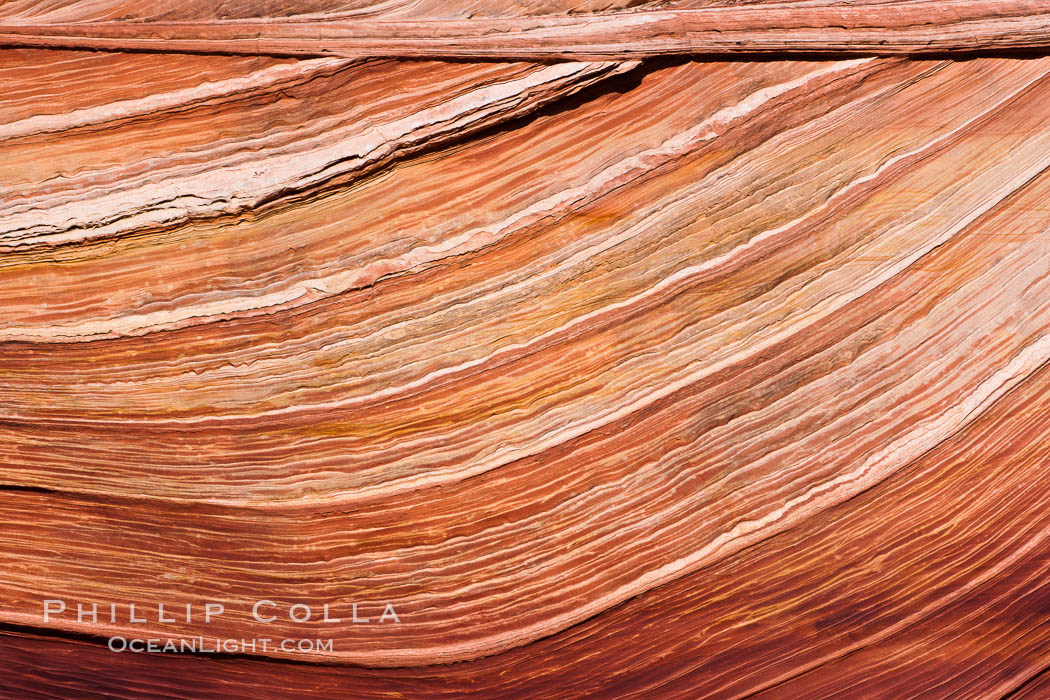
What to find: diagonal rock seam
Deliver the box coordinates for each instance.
[2,2,1050,59]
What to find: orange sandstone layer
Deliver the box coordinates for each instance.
[1,2,1050,59]
[4,3,1050,699]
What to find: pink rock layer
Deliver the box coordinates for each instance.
[4,3,1050,698]
[2,2,1050,59]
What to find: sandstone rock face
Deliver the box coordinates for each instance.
[3,2,1050,698]
[3,2,1050,58]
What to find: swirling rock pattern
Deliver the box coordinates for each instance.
[3,2,1050,698]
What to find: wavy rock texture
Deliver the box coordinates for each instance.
[4,2,1050,698]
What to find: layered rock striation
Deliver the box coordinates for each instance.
[3,2,1050,698]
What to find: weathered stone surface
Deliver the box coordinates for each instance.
[3,2,1050,58]
[4,3,1050,698]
